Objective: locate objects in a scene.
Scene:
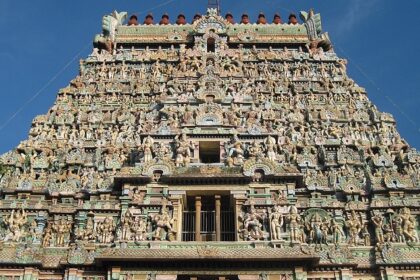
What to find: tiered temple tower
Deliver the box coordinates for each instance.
[0,8,419,280]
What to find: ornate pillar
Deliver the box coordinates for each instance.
[66,268,82,280]
[215,195,221,241]
[381,267,397,280]
[340,269,353,280]
[294,267,307,280]
[169,190,185,241]
[23,267,38,280]
[232,190,247,241]
[195,196,202,241]
[110,267,121,280]
[238,275,259,280]
[156,275,177,280]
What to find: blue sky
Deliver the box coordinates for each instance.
[0,0,419,154]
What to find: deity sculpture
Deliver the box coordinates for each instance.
[392,213,405,243]
[42,222,53,247]
[305,213,329,247]
[241,204,266,241]
[52,218,72,247]
[3,208,28,242]
[345,211,362,246]
[361,223,371,246]
[155,143,173,162]
[371,213,385,244]
[400,208,419,242]
[0,8,419,277]
[132,188,146,204]
[248,141,264,160]
[286,206,304,243]
[152,205,176,241]
[141,136,154,163]
[226,134,245,167]
[264,135,278,162]
[330,219,344,245]
[270,205,284,241]
[76,217,96,242]
[120,211,134,241]
[131,216,147,241]
[174,133,194,167]
[97,217,115,243]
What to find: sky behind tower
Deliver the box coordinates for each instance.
[0,0,419,153]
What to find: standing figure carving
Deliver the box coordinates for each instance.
[152,205,176,241]
[270,205,284,240]
[371,213,385,244]
[330,219,344,245]
[264,135,278,162]
[120,211,133,241]
[174,133,194,167]
[286,206,304,243]
[345,211,362,246]
[306,213,328,246]
[131,216,147,241]
[97,217,115,243]
[42,222,53,247]
[400,208,419,242]
[53,218,72,247]
[141,136,154,163]
[226,134,244,167]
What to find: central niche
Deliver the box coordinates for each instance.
[199,141,220,163]
[207,37,216,52]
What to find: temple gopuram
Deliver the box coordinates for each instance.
[0,7,419,280]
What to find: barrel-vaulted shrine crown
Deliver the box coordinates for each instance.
[94,8,331,49]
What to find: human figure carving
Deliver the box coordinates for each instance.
[345,211,362,246]
[242,204,266,241]
[174,133,194,167]
[53,218,72,247]
[152,205,176,241]
[3,208,27,242]
[270,205,283,240]
[97,217,115,243]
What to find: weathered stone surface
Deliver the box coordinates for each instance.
[0,7,419,280]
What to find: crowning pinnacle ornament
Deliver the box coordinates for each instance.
[0,7,419,280]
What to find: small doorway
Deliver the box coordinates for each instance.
[199,141,220,163]
[207,37,216,52]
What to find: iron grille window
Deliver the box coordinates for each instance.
[182,195,234,241]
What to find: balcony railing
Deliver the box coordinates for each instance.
[182,210,235,241]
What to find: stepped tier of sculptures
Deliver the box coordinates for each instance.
[0,8,419,278]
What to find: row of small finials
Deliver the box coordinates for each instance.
[126,12,300,26]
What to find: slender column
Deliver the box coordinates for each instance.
[67,268,82,280]
[195,196,202,241]
[23,267,37,280]
[156,275,177,280]
[238,275,259,280]
[294,267,307,280]
[215,195,221,241]
[110,267,121,280]
[382,267,397,280]
[340,269,353,280]
[232,191,247,241]
[169,191,185,241]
